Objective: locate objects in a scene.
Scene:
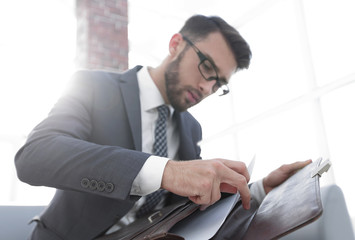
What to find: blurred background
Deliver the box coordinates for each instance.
[1,0,354,229]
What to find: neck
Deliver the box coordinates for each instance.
[147,59,170,104]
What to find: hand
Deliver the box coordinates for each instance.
[162,159,251,210]
[263,159,312,194]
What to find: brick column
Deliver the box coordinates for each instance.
[76,0,128,71]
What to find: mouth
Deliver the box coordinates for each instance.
[186,90,201,105]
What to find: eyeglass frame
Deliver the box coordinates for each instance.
[182,35,230,96]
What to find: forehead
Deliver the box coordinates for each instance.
[194,32,237,81]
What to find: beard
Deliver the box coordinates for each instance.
[164,51,202,112]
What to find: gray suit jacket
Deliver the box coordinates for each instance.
[15,66,202,239]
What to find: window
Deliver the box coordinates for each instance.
[187,0,355,225]
[0,0,76,204]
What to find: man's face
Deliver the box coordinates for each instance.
[165,32,237,112]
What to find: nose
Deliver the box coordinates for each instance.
[198,78,216,96]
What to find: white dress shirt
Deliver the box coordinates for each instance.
[130,66,179,196]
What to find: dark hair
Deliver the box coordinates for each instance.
[179,15,252,71]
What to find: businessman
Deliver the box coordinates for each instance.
[15,15,310,239]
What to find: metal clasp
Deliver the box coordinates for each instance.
[311,158,332,178]
[148,211,162,223]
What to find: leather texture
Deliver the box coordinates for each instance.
[211,197,259,240]
[243,159,323,240]
[96,199,198,240]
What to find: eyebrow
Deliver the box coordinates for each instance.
[203,52,220,72]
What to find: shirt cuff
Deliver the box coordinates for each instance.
[250,179,266,205]
[130,156,170,196]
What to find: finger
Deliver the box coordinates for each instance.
[210,177,221,205]
[218,164,249,191]
[200,204,208,211]
[220,183,238,194]
[284,159,312,174]
[291,159,312,169]
[238,182,251,209]
[189,195,207,205]
[188,188,214,206]
[221,160,250,182]
[200,177,221,211]
[189,195,198,203]
[220,168,251,209]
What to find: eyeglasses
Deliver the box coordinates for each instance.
[182,35,230,96]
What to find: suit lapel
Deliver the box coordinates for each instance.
[118,66,143,151]
[174,111,200,160]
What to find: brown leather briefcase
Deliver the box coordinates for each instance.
[98,159,326,240]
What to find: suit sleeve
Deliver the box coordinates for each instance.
[15,71,150,200]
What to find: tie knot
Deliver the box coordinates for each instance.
[157,105,170,120]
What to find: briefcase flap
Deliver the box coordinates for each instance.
[243,159,323,240]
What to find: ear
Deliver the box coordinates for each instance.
[168,33,184,58]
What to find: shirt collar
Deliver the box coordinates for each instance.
[137,66,174,117]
